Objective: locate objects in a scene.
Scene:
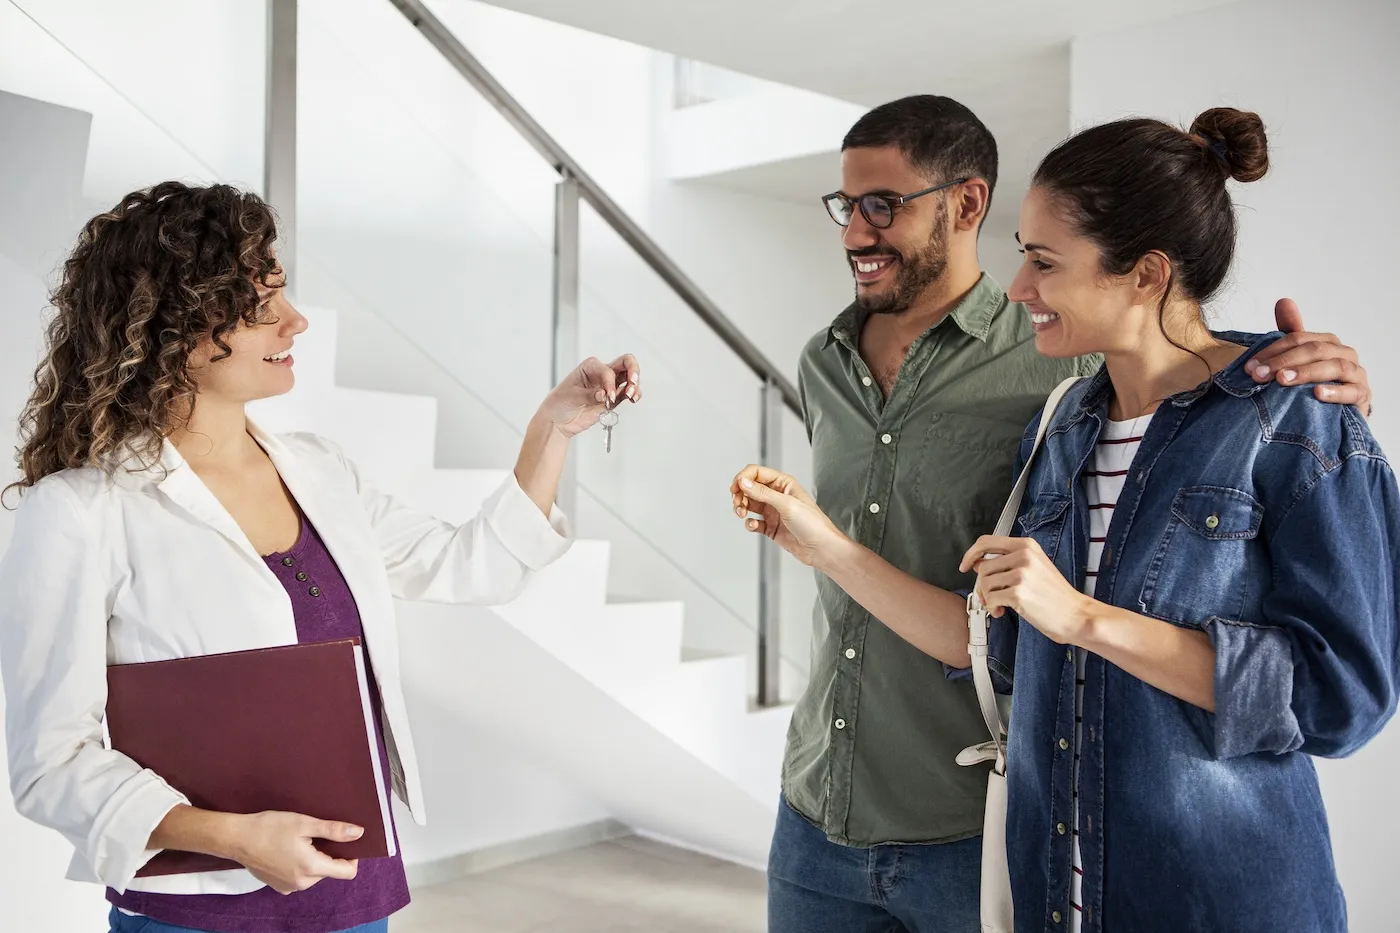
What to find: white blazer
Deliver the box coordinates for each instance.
[0,421,571,896]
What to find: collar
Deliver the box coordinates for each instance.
[1070,330,1277,419]
[822,273,1006,350]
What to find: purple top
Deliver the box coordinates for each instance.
[108,515,412,932]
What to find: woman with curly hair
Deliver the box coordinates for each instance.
[0,181,642,933]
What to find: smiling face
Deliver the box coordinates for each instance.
[186,267,309,405]
[838,145,956,315]
[1007,186,1168,359]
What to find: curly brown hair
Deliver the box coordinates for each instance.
[3,181,281,504]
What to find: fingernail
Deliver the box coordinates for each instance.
[742,479,753,488]
[1281,369,1296,383]
[737,507,745,516]
[1254,365,1270,378]
[350,826,364,838]
[1320,386,1336,398]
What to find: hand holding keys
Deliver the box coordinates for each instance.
[599,380,627,453]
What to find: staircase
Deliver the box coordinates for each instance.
[249,307,793,866]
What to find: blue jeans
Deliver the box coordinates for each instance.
[768,796,982,933]
[107,907,388,933]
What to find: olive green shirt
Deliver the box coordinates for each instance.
[785,274,1102,846]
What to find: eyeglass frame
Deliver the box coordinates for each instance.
[821,177,970,229]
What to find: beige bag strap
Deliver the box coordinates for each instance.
[964,376,1082,775]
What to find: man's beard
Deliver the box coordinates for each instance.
[852,201,950,315]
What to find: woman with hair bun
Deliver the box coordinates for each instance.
[955,106,1399,931]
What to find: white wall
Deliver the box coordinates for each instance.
[1071,2,1400,929]
[0,0,838,908]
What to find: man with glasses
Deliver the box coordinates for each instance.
[767,94,1372,932]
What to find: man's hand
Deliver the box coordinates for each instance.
[1244,299,1371,417]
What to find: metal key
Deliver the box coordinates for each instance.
[599,408,618,453]
[599,380,628,453]
[602,380,631,453]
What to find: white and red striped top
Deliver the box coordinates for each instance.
[1071,413,1153,930]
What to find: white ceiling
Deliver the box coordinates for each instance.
[470,0,1235,103]
[471,0,1239,231]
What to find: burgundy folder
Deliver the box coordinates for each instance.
[105,638,395,877]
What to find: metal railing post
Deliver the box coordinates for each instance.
[757,379,784,707]
[553,175,581,521]
[264,0,298,296]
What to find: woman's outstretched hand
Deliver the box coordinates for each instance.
[537,355,642,439]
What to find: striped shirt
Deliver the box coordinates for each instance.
[1072,413,1153,929]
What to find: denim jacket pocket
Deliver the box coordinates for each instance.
[1141,485,1264,623]
[1017,493,1072,561]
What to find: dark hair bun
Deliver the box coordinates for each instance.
[1189,107,1269,183]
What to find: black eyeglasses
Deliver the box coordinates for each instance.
[821,178,969,229]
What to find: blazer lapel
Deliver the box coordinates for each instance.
[146,438,268,572]
[250,421,388,641]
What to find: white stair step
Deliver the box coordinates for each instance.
[616,653,749,739]
[250,385,438,472]
[500,597,686,691]
[510,539,611,609]
[600,600,685,668]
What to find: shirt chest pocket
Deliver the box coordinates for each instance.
[1139,485,1263,624]
[1017,494,1072,563]
[912,412,1024,525]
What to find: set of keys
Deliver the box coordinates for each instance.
[598,380,627,454]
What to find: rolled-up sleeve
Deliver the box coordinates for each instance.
[343,452,573,604]
[1207,454,1400,760]
[0,478,189,892]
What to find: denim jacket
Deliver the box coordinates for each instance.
[989,332,1400,933]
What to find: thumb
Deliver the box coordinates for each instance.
[740,477,791,511]
[310,820,364,843]
[1274,298,1303,334]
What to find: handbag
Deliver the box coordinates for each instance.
[957,376,1082,933]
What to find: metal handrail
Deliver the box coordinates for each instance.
[384,0,801,417]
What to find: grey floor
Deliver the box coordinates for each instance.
[391,835,767,933]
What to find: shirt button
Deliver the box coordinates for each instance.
[845,648,856,660]
[281,557,294,567]
[881,433,892,444]
[869,502,880,514]
[1066,648,1073,662]
[1206,514,1220,530]
[1059,738,1070,750]
[296,571,308,582]
[309,586,322,598]
[1053,910,1063,924]
[835,718,846,730]
[862,376,873,387]
[1057,822,1067,835]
